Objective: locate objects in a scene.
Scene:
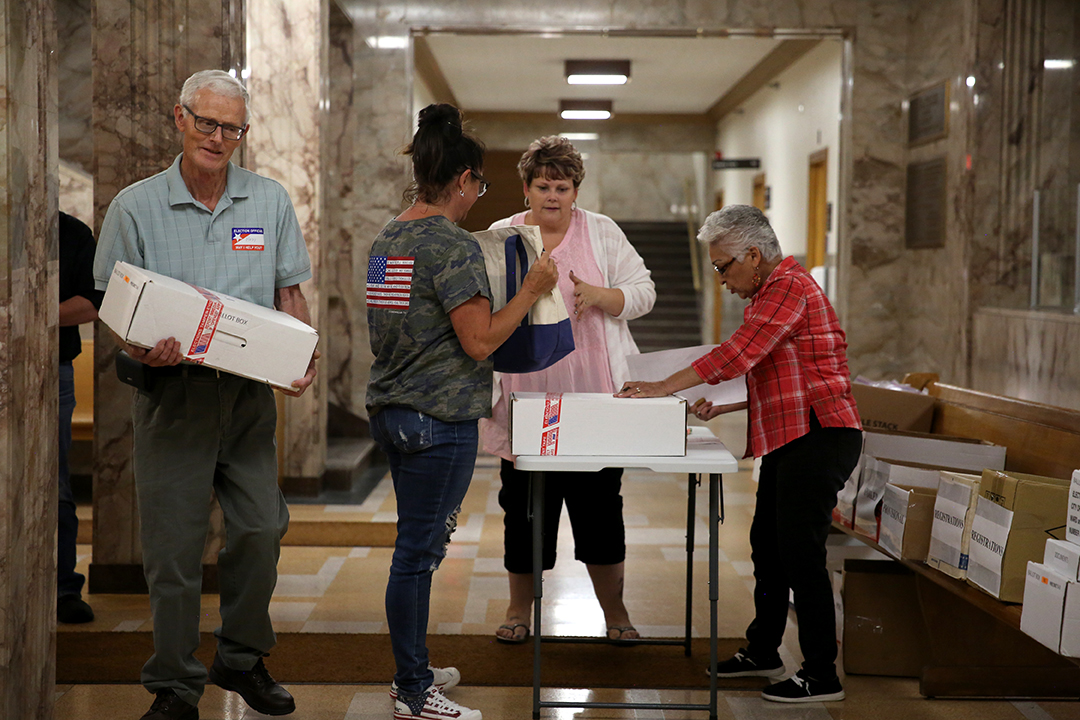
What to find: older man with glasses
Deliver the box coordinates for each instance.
[94,69,317,720]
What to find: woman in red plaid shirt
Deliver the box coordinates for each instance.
[617,205,861,704]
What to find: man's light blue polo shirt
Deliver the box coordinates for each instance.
[94,154,312,309]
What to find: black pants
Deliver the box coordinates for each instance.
[498,459,625,573]
[744,418,861,681]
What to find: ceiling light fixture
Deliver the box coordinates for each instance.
[365,36,408,50]
[565,60,631,85]
[559,99,613,120]
[559,132,600,141]
[1044,59,1076,70]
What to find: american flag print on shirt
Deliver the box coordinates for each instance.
[366,256,414,309]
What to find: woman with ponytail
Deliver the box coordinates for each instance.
[366,104,557,720]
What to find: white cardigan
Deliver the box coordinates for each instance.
[488,208,656,402]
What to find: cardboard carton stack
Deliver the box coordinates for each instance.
[1021,470,1080,656]
[926,471,983,579]
[836,429,1005,543]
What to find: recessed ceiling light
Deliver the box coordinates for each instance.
[559,133,600,141]
[565,60,631,85]
[559,99,613,120]
[365,36,407,50]
[1044,59,1076,70]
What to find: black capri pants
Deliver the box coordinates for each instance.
[498,459,626,574]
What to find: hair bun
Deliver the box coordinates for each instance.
[418,103,462,131]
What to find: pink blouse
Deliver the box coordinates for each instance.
[480,209,614,460]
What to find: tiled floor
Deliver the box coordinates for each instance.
[55,414,1080,719]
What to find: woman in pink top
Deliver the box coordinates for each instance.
[481,137,656,645]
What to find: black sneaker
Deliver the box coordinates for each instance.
[761,670,845,703]
[704,648,785,678]
[140,689,199,720]
[208,653,295,716]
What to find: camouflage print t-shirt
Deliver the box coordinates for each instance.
[365,215,493,422]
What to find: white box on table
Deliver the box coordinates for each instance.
[99,261,318,390]
[509,392,687,456]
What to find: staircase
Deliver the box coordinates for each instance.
[620,221,703,353]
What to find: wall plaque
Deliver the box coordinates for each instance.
[908,81,949,145]
[905,157,947,249]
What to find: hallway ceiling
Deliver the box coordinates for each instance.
[419,33,782,116]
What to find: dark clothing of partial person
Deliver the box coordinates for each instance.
[744,410,861,679]
[58,211,104,607]
[497,460,626,573]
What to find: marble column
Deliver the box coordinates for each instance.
[89,0,245,592]
[246,0,329,489]
[0,0,58,716]
[325,5,363,418]
[343,16,412,420]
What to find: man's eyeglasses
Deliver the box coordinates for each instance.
[182,104,247,141]
[472,169,490,198]
[713,257,737,277]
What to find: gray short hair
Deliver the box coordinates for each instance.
[697,205,782,262]
[179,70,250,124]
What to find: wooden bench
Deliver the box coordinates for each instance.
[835,373,1080,698]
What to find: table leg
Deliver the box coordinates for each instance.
[709,473,720,720]
[530,470,544,720]
[684,472,697,657]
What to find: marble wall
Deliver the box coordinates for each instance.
[325,5,367,419]
[57,0,92,174]
[336,30,412,421]
[0,0,58,715]
[246,0,329,482]
[972,308,1080,408]
[90,0,245,589]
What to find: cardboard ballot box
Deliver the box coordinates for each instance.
[854,459,942,542]
[879,484,938,561]
[927,471,982,579]
[1020,561,1080,657]
[99,261,318,390]
[834,429,1005,533]
[842,559,929,677]
[1069,470,1080,547]
[851,383,935,433]
[966,469,1071,603]
[510,392,687,456]
[1045,538,1080,582]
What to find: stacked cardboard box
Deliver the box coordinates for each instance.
[967,470,1071,602]
[1021,470,1080,656]
[879,484,938,561]
[926,471,983,579]
[834,429,1005,542]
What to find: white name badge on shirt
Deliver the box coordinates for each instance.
[232,227,265,251]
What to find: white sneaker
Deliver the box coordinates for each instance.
[389,665,461,699]
[393,687,480,720]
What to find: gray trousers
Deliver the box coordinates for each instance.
[132,369,288,704]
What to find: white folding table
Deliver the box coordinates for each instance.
[514,426,740,720]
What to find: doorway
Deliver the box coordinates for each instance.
[806,148,828,269]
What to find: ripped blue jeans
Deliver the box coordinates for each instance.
[371,406,478,697]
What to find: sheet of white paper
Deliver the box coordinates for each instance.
[625,345,747,406]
